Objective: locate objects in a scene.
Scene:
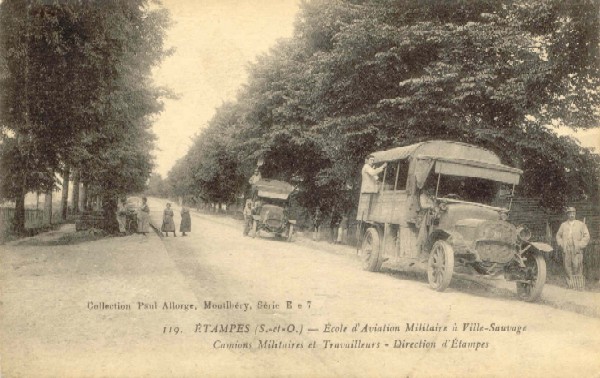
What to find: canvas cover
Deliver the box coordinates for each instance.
[371,142,425,163]
[371,140,502,165]
[370,141,520,189]
[434,158,521,185]
[253,179,295,200]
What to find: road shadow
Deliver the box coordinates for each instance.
[379,266,600,318]
[380,266,527,304]
[14,229,108,246]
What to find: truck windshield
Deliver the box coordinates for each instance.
[423,175,500,204]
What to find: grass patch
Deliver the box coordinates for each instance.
[0,223,63,245]
[14,228,107,246]
[54,228,107,245]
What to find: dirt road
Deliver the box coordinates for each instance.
[1,198,599,377]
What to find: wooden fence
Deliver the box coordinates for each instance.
[0,207,49,232]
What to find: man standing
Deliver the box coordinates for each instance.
[556,207,590,290]
[329,208,342,244]
[360,155,387,194]
[312,207,322,241]
[249,168,262,185]
[357,155,387,220]
[243,199,253,236]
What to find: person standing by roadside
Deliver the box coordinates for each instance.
[180,205,191,237]
[116,198,127,235]
[556,207,590,290]
[243,199,253,236]
[161,203,176,237]
[337,213,348,244]
[329,208,342,244]
[312,207,322,241]
[137,197,150,236]
[252,200,262,220]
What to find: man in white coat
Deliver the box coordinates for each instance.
[357,155,387,219]
[360,155,387,194]
[556,207,590,289]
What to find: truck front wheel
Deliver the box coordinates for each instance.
[516,252,546,302]
[427,240,454,291]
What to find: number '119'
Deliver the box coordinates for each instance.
[163,326,180,335]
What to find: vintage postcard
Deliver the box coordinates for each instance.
[1,1,599,377]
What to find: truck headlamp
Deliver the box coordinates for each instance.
[516,225,531,241]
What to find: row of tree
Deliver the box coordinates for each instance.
[0,0,171,233]
[163,0,599,216]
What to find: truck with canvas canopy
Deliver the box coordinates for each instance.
[250,179,296,241]
[357,140,552,301]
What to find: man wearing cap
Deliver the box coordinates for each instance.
[360,155,387,194]
[249,168,262,185]
[556,207,590,288]
[357,155,387,219]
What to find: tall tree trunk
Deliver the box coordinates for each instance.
[61,167,70,220]
[13,180,26,235]
[80,182,88,211]
[102,193,118,233]
[44,189,52,225]
[71,169,80,214]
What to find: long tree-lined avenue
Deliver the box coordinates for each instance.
[1,1,599,377]
[1,198,599,377]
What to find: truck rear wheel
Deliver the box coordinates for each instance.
[360,227,382,272]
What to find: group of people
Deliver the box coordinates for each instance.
[115,198,191,237]
[116,197,151,236]
[161,203,191,237]
[310,207,347,244]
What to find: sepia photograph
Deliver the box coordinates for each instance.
[1,0,599,377]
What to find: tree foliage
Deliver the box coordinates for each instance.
[168,102,247,205]
[146,172,169,198]
[169,0,599,213]
[0,0,171,232]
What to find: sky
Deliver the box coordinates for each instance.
[151,0,300,177]
[150,0,599,178]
